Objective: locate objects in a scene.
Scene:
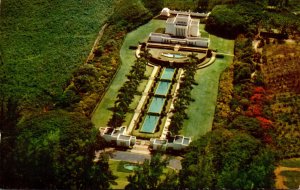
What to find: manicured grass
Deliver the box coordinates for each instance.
[92,20,165,128]
[280,170,300,189]
[209,34,235,55]
[0,0,114,104]
[199,24,210,38]
[109,160,134,189]
[182,56,233,137]
[280,158,300,168]
[182,36,234,138]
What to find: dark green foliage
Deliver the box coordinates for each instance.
[125,154,174,190]
[12,110,116,188]
[111,0,152,31]
[142,0,164,15]
[229,116,263,138]
[0,0,114,109]
[234,63,252,83]
[206,5,245,38]
[0,96,20,186]
[206,2,265,38]
[180,129,275,189]
[268,0,289,7]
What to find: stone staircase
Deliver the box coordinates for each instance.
[129,140,151,155]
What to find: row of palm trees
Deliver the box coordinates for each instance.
[169,56,198,134]
[108,56,147,128]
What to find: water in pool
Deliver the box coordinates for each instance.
[140,115,160,133]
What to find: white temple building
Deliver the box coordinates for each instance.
[149,135,192,151]
[165,14,200,37]
[149,9,209,48]
[101,126,136,148]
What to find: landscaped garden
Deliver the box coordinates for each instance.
[92,18,235,140]
[91,20,165,128]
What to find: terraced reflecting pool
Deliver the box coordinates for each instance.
[161,67,175,80]
[140,115,160,133]
[148,97,165,114]
[139,67,176,134]
[155,81,171,96]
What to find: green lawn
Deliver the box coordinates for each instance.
[0,0,114,104]
[182,36,234,138]
[280,170,300,189]
[209,34,235,55]
[280,158,300,168]
[109,159,175,189]
[109,160,134,189]
[92,19,165,128]
[199,24,210,38]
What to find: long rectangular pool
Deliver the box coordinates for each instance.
[148,97,166,114]
[161,68,175,81]
[140,115,160,133]
[155,81,171,96]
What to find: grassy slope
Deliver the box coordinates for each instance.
[182,33,234,138]
[92,19,165,128]
[0,0,114,103]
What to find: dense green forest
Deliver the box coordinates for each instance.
[1,0,299,188]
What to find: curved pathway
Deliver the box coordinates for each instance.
[275,166,300,189]
[198,52,216,69]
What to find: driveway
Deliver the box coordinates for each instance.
[110,150,182,170]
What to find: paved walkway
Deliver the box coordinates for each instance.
[198,52,216,69]
[126,66,159,134]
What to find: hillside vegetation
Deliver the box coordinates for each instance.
[0,0,114,109]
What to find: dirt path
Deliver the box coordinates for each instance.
[274,166,300,189]
[85,23,108,64]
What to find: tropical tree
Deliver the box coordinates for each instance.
[12,110,116,188]
[108,57,147,127]
[179,129,275,189]
[0,96,19,186]
[170,59,197,134]
[125,153,169,190]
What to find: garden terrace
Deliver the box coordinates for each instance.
[132,67,177,137]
